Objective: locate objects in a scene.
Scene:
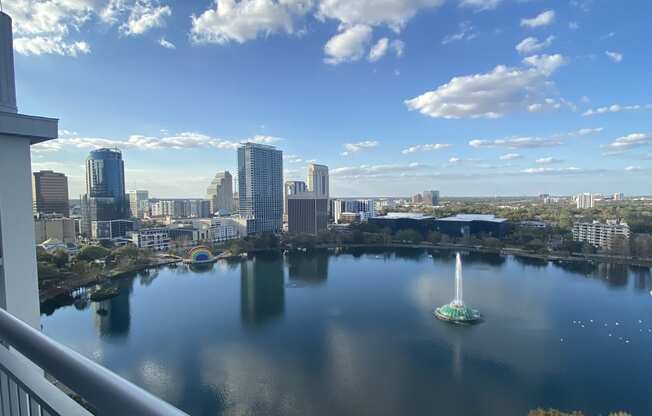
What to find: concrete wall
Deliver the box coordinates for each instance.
[0,135,40,328]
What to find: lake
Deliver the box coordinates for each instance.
[41,248,652,415]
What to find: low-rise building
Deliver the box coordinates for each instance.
[129,228,170,251]
[34,214,76,244]
[572,220,630,249]
[91,219,134,241]
[435,214,509,239]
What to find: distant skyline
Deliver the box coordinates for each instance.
[11,0,652,197]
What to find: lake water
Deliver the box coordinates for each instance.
[41,249,652,415]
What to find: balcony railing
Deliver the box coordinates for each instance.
[0,307,188,416]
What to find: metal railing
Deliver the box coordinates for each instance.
[0,307,189,416]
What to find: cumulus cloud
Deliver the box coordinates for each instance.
[405,54,566,119]
[605,50,623,63]
[575,127,603,136]
[441,21,477,45]
[459,0,503,11]
[521,166,585,175]
[499,153,522,161]
[603,133,652,150]
[31,131,282,153]
[515,36,554,55]
[8,0,172,56]
[366,37,404,62]
[340,140,379,156]
[401,143,451,154]
[324,25,373,65]
[190,0,312,44]
[331,162,428,178]
[521,10,555,28]
[159,38,176,49]
[120,2,171,36]
[582,104,652,116]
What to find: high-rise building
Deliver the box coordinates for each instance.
[613,192,625,201]
[128,190,149,218]
[81,148,129,238]
[572,220,630,249]
[422,190,440,206]
[332,199,376,224]
[206,171,233,215]
[287,194,328,235]
[238,143,283,234]
[284,180,307,219]
[412,193,423,204]
[576,193,595,209]
[32,170,69,216]
[307,164,329,198]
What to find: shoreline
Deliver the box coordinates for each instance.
[39,243,652,304]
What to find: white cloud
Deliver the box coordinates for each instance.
[441,21,477,45]
[401,143,451,154]
[459,0,503,11]
[499,153,522,161]
[159,38,176,49]
[317,0,444,33]
[535,156,563,164]
[625,166,641,172]
[324,24,373,65]
[469,136,564,149]
[605,50,623,63]
[405,54,566,119]
[283,154,304,163]
[521,10,555,28]
[521,166,584,175]
[600,32,615,40]
[13,36,91,57]
[331,162,428,178]
[340,140,379,156]
[368,37,404,62]
[582,104,652,116]
[575,127,603,136]
[120,2,171,35]
[515,36,554,55]
[604,133,652,150]
[568,21,579,30]
[190,0,312,44]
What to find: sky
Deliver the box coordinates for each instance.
[9,0,652,198]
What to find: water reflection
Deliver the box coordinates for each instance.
[240,253,285,326]
[287,251,329,285]
[92,279,133,340]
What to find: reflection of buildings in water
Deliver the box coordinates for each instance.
[631,267,652,292]
[92,280,133,338]
[596,263,629,288]
[240,256,285,326]
[287,253,329,285]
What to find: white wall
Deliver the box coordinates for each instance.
[0,135,40,328]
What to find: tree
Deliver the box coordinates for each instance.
[427,231,442,244]
[395,229,422,244]
[51,250,69,268]
[77,246,110,261]
[37,262,59,281]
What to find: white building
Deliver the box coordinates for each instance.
[613,192,625,201]
[332,199,376,224]
[307,164,329,198]
[34,215,76,244]
[128,190,149,218]
[576,193,595,209]
[208,217,242,243]
[572,220,630,249]
[206,171,233,215]
[129,228,170,251]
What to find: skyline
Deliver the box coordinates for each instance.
[11,0,652,197]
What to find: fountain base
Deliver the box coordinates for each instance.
[434,302,481,323]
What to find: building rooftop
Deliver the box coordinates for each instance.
[437,214,508,223]
[373,213,435,220]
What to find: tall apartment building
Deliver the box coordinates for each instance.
[287,194,328,235]
[572,220,630,249]
[613,192,625,201]
[32,170,69,216]
[307,164,329,198]
[284,180,307,219]
[206,171,233,215]
[412,193,423,204]
[149,199,210,218]
[238,143,283,234]
[422,190,440,206]
[128,190,149,218]
[576,193,595,209]
[81,148,129,238]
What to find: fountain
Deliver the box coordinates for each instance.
[434,253,481,323]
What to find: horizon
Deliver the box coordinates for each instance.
[11,0,652,198]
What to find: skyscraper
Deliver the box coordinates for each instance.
[307,164,329,198]
[128,190,149,218]
[238,143,283,234]
[81,148,129,238]
[32,170,69,216]
[422,190,440,206]
[206,171,233,215]
[576,193,595,209]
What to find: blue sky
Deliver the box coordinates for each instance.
[11,0,652,198]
